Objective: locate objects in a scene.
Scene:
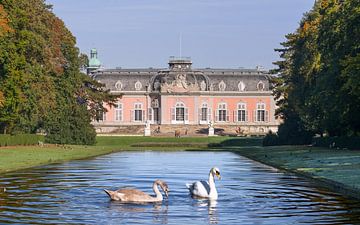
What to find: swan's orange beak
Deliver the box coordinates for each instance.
[215,171,221,180]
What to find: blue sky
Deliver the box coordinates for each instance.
[47,0,314,70]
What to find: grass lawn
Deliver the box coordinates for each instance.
[225,145,360,200]
[0,136,244,174]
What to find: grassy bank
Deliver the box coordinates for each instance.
[227,145,360,200]
[0,136,234,174]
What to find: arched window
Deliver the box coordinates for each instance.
[216,103,228,122]
[257,81,265,91]
[114,102,123,121]
[219,81,226,91]
[236,103,247,122]
[171,102,189,123]
[175,102,185,121]
[115,81,123,90]
[135,81,142,91]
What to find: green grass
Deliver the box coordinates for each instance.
[0,136,238,174]
[226,145,360,199]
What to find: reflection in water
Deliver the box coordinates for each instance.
[0,151,360,224]
[192,199,218,224]
[107,201,168,224]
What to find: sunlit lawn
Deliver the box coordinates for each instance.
[0,136,242,174]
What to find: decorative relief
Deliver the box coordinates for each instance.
[151,98,159,108]
[115,80,123,90]
[153,80,161,91]
[257,81,265,91]
[135,81,142,91]
[200,80,206,91]
[160,73,199,93]
[238,81,246,92]
[218,80,226,91]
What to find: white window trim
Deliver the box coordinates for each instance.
[114,103,123,122]
[254,103,268,122]
[171,102,189,124]
[132,103,144,122]
[235,103,247,122]
[215,103,229,122]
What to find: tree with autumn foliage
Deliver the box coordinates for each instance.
[0,0,114,144]
[269,0,360,145]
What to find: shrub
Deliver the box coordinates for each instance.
[0,134,44,147]
[262,131,279,146]
[312,136,360,150]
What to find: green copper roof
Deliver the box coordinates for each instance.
[89,48,101,67]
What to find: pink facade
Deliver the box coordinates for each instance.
[92,57,280,134]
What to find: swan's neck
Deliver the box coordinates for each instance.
[208,173,217,198]
[152,183,163,201]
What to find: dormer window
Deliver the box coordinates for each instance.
[115,81,123,90]
[219,81,226,91]
[257,81,265,91]
[135,81,142,91]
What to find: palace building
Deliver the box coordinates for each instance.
[89,49,280,135]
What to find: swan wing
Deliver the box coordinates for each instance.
[187,180,210,198]
[105,189,152,202]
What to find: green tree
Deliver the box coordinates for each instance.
[0,0,114,144]
[272,0,360,143]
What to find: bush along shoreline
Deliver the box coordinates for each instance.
[0,134,44,147]
[263,131,360,150]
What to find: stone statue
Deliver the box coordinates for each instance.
[154,80,160,91]
[208,120,215,136]
[144,120,151,136]
[200,80,206,91]
[208,120,214,128]
[174,74,188,89]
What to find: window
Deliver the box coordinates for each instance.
[255,103,268,122]
[219,81,226,91]
[171,102,188,123]
[176,102,185,121]
[200,103,208,121]
[96,110,106,122]
[216,103,228,122]
[237,103,247,122]
[257,81,265,91]
[153,108,160,123]
[133,103,143,122]
[148,108,153,122]
[115,103,123,121]
[115,81,123,90]
[135,81,142,91]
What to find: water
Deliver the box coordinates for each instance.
[0,151,360,224]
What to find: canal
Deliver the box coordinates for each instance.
[0,151,359,224]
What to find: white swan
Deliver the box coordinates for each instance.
[104,179,169,203]
[186,167,221,200]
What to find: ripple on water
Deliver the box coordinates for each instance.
[0,151,360,225]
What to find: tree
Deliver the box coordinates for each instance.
[272,0,360,143]
[0,0,114,144]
